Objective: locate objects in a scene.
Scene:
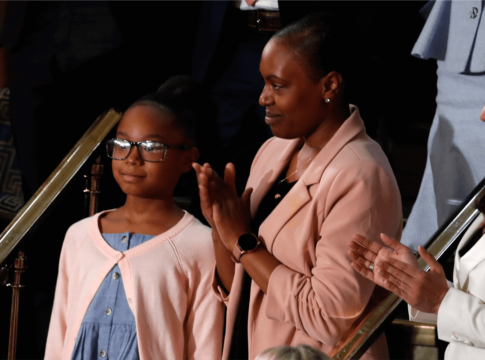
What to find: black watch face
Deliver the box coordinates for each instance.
[239,234,258,251]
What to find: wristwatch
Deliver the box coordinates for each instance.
[232,233,261,263]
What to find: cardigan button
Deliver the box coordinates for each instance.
[105,308,112,316]
[112,272,120,280]
[99,350,107,357]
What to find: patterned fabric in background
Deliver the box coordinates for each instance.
[0,88,24,219]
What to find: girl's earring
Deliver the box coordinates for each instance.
[325,98,331,103]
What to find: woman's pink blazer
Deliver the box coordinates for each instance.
[216,107,403,359]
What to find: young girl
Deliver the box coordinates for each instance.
[45,76,223,360]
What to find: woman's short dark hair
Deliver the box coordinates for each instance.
[129,75,214,141]
[272,12,360,99]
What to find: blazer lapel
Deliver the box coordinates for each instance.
[259,180,311,252]
[259,106,366,252]
[249,139,302,218]
[302,106,365,187]
[457,212,485,287]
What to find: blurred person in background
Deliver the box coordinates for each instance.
[402,0,485,251]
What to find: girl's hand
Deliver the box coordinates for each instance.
[349,234,449,314]
[206,163,253,252]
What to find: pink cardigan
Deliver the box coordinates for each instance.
[217,107,403,359]
[45,211,223,360]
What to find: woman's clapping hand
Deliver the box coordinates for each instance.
[349,233,418,277]
[193,163,220,239]
[348,234,450,315]
[193,162,280,295]
[193,162,253,251]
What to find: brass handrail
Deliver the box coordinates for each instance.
[1,110,121,359]
[0,109,121,265]
[389,319,437,347]
[324,177,485,359]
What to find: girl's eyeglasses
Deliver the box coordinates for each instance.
[106,138,192,162]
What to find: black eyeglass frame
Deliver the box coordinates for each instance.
[106,138,192,162]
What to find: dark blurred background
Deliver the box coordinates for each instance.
[0,1,437,359]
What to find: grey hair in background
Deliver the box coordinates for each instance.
[255,344,328,360]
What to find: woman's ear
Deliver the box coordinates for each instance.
[181,147,200,173]
[321,71,344,102]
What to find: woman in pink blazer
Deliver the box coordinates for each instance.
[194,12,402,360]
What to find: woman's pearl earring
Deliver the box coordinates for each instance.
[325,98,331,103]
